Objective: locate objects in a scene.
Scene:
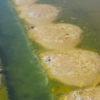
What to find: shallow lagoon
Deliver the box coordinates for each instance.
[0,0,100,100]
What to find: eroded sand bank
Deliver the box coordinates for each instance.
[29,24,83,50]
[14,0,37,6]
[65,87,100,100]
[17,4,60,25]
[40,49,100,87]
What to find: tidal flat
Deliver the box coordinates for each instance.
[2,0,100,100]
[0,0,53,100]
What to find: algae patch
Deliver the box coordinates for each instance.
[14,0,37,6]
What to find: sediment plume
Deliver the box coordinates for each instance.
[17,4,60,25]
[40,49,100,87]
[29,24,83,50]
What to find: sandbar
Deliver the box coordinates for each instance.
[40,49,100,87]
[66,87,100,100]
[29,23,83,50]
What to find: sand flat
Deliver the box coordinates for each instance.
[40,49,100,87]
[17,4,60,25]
[29,23,83,50]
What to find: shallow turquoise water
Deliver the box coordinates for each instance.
[0,0,53,100]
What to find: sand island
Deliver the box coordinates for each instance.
[17,4,60,25]
[29,23,83,50]
[40,49,100,87]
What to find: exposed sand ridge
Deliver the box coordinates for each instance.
[13,0,100,99]
[17,4,60,25]
[29,23,83,50]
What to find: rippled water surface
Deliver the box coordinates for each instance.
[0,0,100,100]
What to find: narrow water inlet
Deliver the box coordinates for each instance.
[0,0,53,100]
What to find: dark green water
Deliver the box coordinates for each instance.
[0,0,53,100]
